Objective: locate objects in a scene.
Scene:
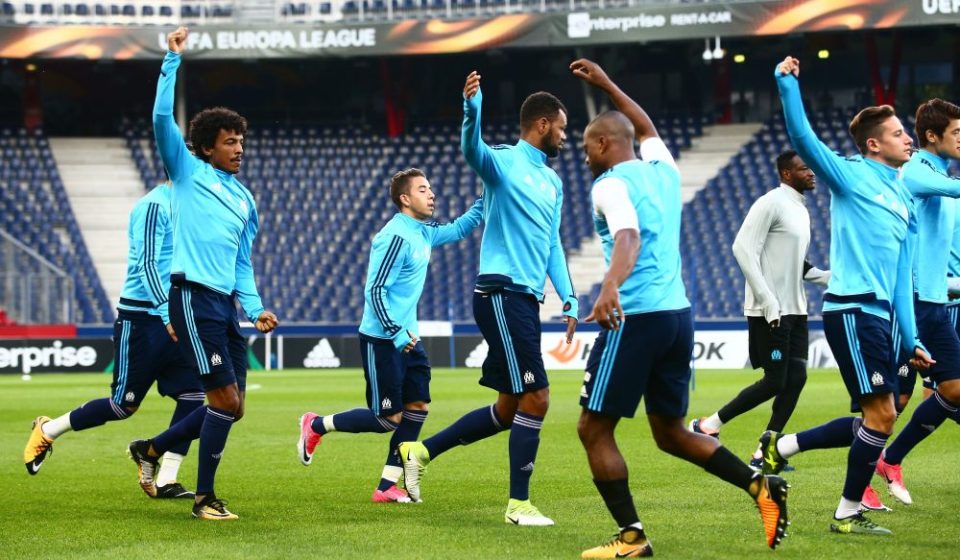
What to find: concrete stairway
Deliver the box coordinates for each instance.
[680,123,762,203]
[541,123,762,320]
[50,138,144,311]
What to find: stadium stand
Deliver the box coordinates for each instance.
[122,115,701,322]
[0,128,113,323]
[5,0,235,24]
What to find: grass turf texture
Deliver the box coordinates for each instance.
[2,368,958,559]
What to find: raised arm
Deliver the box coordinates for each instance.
[460,71,507,184]
[775,57,858,194]
[570,58,659,143]
[731,196,781,325]
[154,27,195,182]
[139,201,171,325]
[364,234,414,351]
[546,186,579,340]
[429,197,484,246]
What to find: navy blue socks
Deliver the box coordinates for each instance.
[423,404,506,459]
[796,416,858,452]
[379,409,428,492]
[68,398,129,431]
[312,408,398,435]
[885,392,958,464]
[196,407,235,495]
[508,412,544,501]
[841,424,888,501]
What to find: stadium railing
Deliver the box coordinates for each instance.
[0,229,75,325]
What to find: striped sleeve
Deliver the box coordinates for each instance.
[142,203,169,311]
[364,234,410,343]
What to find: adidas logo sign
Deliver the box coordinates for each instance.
[465,341,489,368]
[303,338,341,368]
[210,353,223,367]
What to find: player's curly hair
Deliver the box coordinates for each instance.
[848,105,896,155]
[188,107,247,162]
[520,92,567,131]
[915,99,960,148]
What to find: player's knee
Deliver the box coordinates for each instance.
[217,396,242,417]
[576,414,595,445]
[520,388,550,416]
[383,412,403,426]
[123,405,139,417]
[762,368,789,393]
[651,423,684,454]
[404,401,429,412]
[651,429,679,454]
[937,382,960,404]
[788,367,808,391]
[896,394,911,414]
[867,408,897,433]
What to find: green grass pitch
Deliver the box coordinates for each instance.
[2,368,958,559]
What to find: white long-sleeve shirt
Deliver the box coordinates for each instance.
[732,184,830,323]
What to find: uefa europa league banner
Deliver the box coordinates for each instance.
[0,0,958,59]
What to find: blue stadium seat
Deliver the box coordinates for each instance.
[0,128,112,323]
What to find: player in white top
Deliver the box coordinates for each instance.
[690,150,829,467]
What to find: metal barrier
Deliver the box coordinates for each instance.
[0,229,74,325]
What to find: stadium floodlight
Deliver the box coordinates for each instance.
[734,54,746,63]
[712,36,724,60]
[818,49,830,59]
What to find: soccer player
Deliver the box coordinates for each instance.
[872,99,960,505]
[759,56,933,536]
[126,27,278,521]
[22,181,204,499]
[568,59,788,558]
[690,150,829,470]
[399,71,579,526]
[297,168,482,503]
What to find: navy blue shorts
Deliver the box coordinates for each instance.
[580,309,693,419]
[473,290,547,395]
[111,309,201,407]
[916,301,960,385]
[823,309,895,412]
[359,334,431,417]
[169,278,247,392]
